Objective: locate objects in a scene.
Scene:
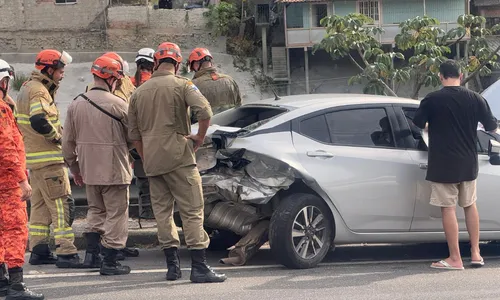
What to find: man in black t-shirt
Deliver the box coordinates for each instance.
[413,59,498,270]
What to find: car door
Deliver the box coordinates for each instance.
[291,104,417,232]
[398,106,500,231]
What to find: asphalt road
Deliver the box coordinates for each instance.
[22,242,500,300]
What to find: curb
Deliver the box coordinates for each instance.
[44,227,185,251]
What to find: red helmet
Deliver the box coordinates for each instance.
[187,48,213,72]
[155,42,183,64]
[35,49,72,71]
[102,52,129,75]
[91,56,124,80]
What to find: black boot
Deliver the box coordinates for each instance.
[56,254,83,269]
[189,249,227,283]
[100,243,125,261]
[29,244,57,265]
[100,247,131,276]
[0,263,8,297]
[5,267,44,300]
[82,232,102,268]
[120,247,140,258]
[163,248,182,281]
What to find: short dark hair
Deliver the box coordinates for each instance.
[439,59,461,79]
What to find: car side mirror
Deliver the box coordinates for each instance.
[488,139,500,165]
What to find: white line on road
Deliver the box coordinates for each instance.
[24,255,500,279]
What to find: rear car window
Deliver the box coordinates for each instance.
[209,106,289,130]
[299,114,331,143]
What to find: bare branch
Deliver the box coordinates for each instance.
[446,33,466,47]
[348,54,364,71]
[462,43,500,85]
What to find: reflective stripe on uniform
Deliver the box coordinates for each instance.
[30,102,43,115]
[16,113,60,127]
[26,151,63,164]
[29,225,50,237]
[55,198,66,229]
[54,227,74,239]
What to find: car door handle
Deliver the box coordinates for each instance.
[307,151,334,158]
[419,163,428,170]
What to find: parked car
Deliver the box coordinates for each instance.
[180,93,500,269]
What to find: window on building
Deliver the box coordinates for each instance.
[325,108,395,148]
[358,0,379,23]
[55,0,77,4]
[286,3,305,29]
[256,4,270,24]
[311,4,328,27]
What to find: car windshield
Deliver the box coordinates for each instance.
[209,105,290,131]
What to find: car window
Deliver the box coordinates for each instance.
[402,107,427,151]
[299,114,331,143]
[325,108,395,148]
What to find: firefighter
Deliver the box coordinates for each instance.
[85,52,139,260]
[85,52,136,103]
[128,42,227,283]
[187,47,242,123]
[131,48,155,87]
[130,48,155,220]
[62,56,132,275]
[16,50,82,269]
[0,60,44,300]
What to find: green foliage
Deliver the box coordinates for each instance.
[315,13,406,96]
[12,72,28,91]
[203,2,240,37]
[317,13,500,97]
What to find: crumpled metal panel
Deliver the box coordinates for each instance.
[196,147,218,172]
[245,155,295,188]
[201,150,295,204]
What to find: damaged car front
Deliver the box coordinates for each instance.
[176,100,336,269]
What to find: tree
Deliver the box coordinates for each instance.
[316,14,500,98]
[395,16,451,99]
[314,13,409,96]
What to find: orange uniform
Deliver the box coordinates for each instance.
[0,98,29,269]
[130,71,152,87]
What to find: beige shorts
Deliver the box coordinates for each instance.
[430,180,477,208]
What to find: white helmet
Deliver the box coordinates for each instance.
[135,48,155,63]
[0,59,14,81]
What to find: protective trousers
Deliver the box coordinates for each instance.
[85,185,129,249]
[29,164,77,255]
[149,165,210,250]
[0,188,28,269]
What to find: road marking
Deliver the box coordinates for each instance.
[25,255,500,279]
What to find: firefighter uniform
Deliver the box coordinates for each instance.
[16,71,78,257]
[85,76,136,104]
[0,99,28,270]
[128,69,213,250]
[191,67,242,115]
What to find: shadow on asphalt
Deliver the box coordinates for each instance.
[204,242,500,267]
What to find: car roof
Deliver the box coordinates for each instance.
[243,93,420,110]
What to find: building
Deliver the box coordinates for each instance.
[271,0,470,94]
[473,0,500,28]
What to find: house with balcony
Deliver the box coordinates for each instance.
[271,0,469,95]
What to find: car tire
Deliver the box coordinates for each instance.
[269,193,333,269]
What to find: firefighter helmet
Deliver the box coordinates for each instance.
[91,56,124,80]
[135,48,155,63]
[0,59,14,81]
[35,49,72,71]
[154,42,183,64]
[102,52,130,75]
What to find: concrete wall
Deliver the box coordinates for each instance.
[0,1,216,52]
[0,0,107,30]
